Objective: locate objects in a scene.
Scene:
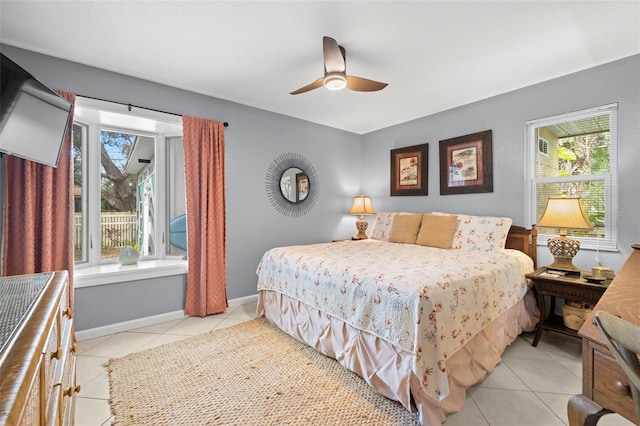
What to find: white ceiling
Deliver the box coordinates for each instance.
[1,1,639,135]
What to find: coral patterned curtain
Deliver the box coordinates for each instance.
[2,90,76,315]
[182,116,227,316]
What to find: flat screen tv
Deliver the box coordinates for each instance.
[0,53,72,168]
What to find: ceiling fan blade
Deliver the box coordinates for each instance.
[323,36,345,73]
[290,77,324,95]
[346,76,388,92]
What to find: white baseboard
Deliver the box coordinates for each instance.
[76,293,259,341]
[76,310,187,341]
[227,293,259,307]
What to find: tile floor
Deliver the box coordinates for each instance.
[75,302,634,426]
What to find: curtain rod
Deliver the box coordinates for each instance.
[78,95,229,127]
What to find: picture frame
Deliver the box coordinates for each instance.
[439,130,493,195]
[390,143,428,196]
[295,172,309,202]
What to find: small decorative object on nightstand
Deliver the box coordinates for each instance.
[348,194,375,240]
[526,267,608,346]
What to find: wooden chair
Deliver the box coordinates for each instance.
[594,310,640,424]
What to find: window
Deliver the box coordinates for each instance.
[72,122,87,262]
[537,137,548,155]
[73,97,185,266]
[166,136,187,257]
[525,104,618,251]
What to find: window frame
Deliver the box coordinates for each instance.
[524,103,618,252]
[73,122,89,264]
[165,135,187,257]
[72,98,184,269]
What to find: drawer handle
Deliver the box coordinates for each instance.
[614,380,631,396]
[51,347,62,360]
[62,308,71,317]
[64,385,81,397]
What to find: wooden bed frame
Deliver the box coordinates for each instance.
[506,225,538,267]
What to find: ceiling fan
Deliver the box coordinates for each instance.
[290,36,388,95]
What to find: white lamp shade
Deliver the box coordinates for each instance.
[348,195,375,215]
[537,197,593,230]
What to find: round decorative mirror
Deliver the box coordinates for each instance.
[279,167,310,203]
[266,153,319,217]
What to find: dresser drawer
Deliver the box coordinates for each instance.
[21,355,43,426]
[60,356,78,426]
[46,384,63,426]
[60,321,78,401]
[592,348,636,422]
[42,314,61,408]
[46,315,77,426]
[58,286,71,327]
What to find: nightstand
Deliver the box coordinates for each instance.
[526,268,609,347]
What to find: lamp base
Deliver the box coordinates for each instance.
[546,235,581,273]
[546,256,581,274]
[353,216,369,240]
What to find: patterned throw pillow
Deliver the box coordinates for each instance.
[369,212,408,241]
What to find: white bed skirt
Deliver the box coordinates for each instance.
[257,289,539,426]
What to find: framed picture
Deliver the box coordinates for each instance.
[295,172,309,202]
[390,143,428,196]
[439,130,493,195]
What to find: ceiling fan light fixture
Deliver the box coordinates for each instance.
[290,37,386,95]
[324,73,347,91]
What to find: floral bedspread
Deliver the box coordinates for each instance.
[256,239,533,400]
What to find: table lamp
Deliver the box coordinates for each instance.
[537,197,593,273]
[348,194,375,240]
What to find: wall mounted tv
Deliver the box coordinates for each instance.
[0,53,72,168]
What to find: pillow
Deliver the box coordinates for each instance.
[431,212,513,251]
[369,212,410,241]
[416,214,458,248]
[388,214,423,244]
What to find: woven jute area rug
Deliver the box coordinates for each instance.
[107,317,419,425]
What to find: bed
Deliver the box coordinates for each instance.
[256,212,539,425]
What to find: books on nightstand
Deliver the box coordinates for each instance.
[540,268,582,279]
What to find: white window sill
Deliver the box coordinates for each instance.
[74,259,187,288]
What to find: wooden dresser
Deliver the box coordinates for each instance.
[568,248,640,425]
[0,271,79,425]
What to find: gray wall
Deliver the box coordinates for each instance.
[75,275,188,330]
[361,54,640,273]
[1,45,361,331]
